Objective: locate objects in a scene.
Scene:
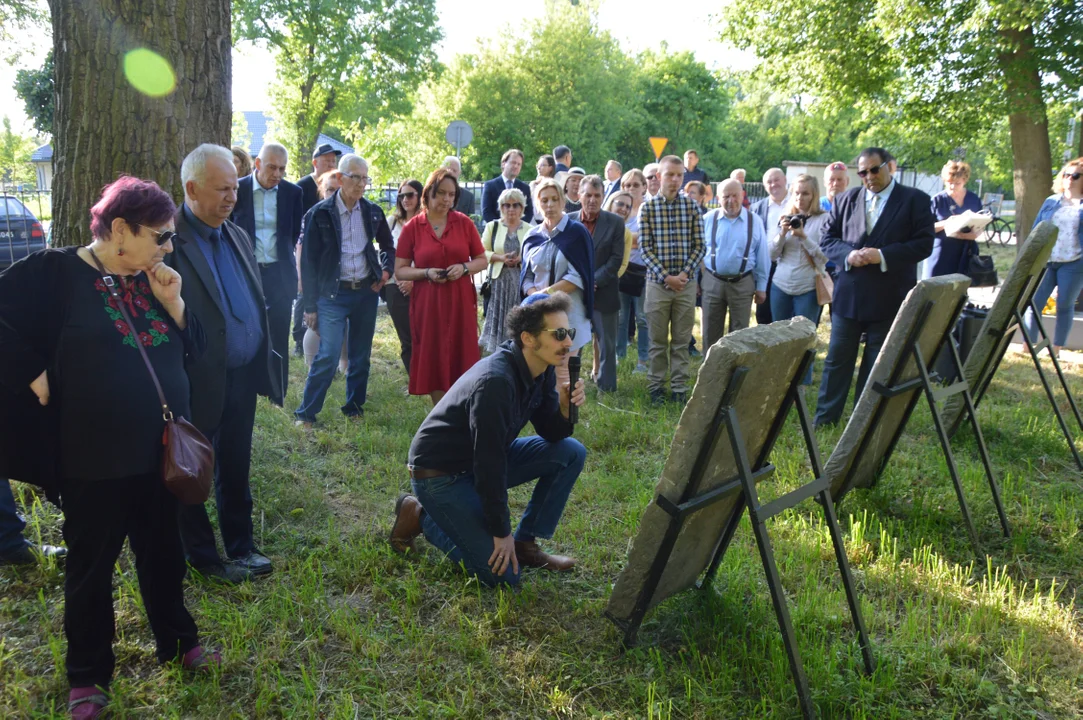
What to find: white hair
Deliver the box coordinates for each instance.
[258,142,288,162]
[338,153,368,173]
[443,156,461,168]
[181,144,234,194]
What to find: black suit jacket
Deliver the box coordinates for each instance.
[231,175,304,294]
[167,208,284,432]
[481,175,534,224]
[297,174,320,216]
[569,210,625,314]
[820,183,935,323]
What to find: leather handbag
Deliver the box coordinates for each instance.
[966,249,998,288]
[801,246,835,306]
[88,250,214,504]
[618,262,647,297]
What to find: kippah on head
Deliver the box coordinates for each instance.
[520,293,551,307]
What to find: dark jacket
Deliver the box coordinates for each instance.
[299,190,395,313]
[569,209,625,314]
[297,174,321,216]
[231,175,304,293]
[481,175,535,224]
[820,182,935,322]
[0,248,205,501]
[455,187,476,216]
[520,219,596,318]
[167,209,283,432]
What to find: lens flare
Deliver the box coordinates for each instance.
[123,48,176,97]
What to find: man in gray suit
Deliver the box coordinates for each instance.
[569,175,625,392]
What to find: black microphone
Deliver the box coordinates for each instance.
[567,355,581,425]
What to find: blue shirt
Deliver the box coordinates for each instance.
[251,174,279,263]
[183,204,265,368]
[702,208,770,292]
[820,197,832,212]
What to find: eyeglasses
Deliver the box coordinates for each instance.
[135,223,177,246]
[341,171,371,186]
[543,327,576,342]
[399,191,417,199]
[500,202,523,209]
[856,161,889,178]
[645,175,659,181]
[613,202,631,211]
[1062,171,1082,181]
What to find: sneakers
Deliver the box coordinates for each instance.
[649,390,667,405]
[634,363,648,375]
[0,540,66,566]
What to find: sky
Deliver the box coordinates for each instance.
[1,0,755,139]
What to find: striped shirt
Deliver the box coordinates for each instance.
[337,193,370,281]
[637,192,706,284]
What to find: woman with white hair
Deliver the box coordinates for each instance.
[479,187,526,353]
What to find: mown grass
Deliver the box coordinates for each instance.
[2,307,1082,718]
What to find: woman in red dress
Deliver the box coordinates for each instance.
[395,168,488,404]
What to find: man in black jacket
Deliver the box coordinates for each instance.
[481,149,534,223]
[569,175,625,392]
[815,147,935,426]
[231,142,303,392]
[295,154,394,426]
[169,143,284,584]
[390,292,586,587]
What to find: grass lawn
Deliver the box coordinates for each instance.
[2,311,1082,718]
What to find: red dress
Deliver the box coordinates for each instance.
[397,211,485,395]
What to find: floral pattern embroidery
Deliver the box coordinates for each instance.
[95,276,171,349]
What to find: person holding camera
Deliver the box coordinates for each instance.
[769,173,829,383]
[699,179,769,348]
[395,168,488,406]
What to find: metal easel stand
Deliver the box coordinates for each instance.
[607,351,874,720]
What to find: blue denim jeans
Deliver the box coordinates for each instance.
[1024,257,1083,347]
[295,287,379,422]
[770,286,822,384]
[411,436,586,587]
[0,478,27,555]
[617,291,649,361]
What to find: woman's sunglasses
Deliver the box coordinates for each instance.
[1062,171,1082,181]
[613,201,631,211]
[856,161,888,178]
[399,191,418,199]
[500,202,523,209]
[135,223,178,246]
[543,327,576,342]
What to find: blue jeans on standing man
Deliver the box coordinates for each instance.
[295,286,380,422]
[0,478,28,556]
[770,286,822,385]
[411,436,586,587]
[1024,257,1083,348]
[617,291,649,362]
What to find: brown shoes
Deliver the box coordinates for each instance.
[514,540,576,572]
[390,494,423,554]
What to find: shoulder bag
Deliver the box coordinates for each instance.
[800,244,835,306]
[88,250,214,504]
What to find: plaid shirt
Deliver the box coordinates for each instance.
[638,193,706,283]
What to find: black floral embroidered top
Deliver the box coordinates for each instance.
[0,248,204,482]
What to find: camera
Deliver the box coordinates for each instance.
[781,214,810,230]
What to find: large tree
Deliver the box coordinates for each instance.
[233,0,441,166]
[720,0,1083,243]
[46,0,232,247]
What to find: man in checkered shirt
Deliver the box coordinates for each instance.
[638,155,706,405]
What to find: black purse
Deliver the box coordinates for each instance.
[618,262,647,297]
[965,246,998,288]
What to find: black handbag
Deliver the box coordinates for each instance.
[618,262,647,297]
[966,248,998,288]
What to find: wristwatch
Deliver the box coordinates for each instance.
[461,262,469,275]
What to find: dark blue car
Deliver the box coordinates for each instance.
[0,196,46,271]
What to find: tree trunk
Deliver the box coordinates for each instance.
[997,24,1051,250]
[48,0,231,247]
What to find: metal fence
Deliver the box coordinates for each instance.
[6,189,51,222]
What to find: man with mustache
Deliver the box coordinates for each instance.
[390,292,587,587]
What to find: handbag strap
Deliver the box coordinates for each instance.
[87,249,173,421]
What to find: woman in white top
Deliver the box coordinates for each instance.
[1024,156,1083,357]
[768,173,829,383]
[384,179,423,375]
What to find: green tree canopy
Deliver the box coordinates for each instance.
[14,50,54,136]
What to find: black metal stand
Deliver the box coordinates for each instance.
[606,351,875,720]
[962,267,1083,470]
[835,298,1011,552]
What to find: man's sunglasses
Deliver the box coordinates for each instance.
[857,161,888,178]
[543,327,577,342]
[135,223,177,246]
[1062,171,1082,181]
[645,174,659,181]
[501,202,523,209]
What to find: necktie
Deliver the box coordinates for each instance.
[866,193,880,234]
[506,179,513,190]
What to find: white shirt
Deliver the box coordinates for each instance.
[765,198,787,238]
[1051,199,1082,263]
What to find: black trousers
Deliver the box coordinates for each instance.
[755,261,777,326]
[62,473,199,689]
[178,363,258,568]
[292,294,305,347]
[383,283,412,376]
[260,263,293,394]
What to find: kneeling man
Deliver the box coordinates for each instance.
[390,292,587,587]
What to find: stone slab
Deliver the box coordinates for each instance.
[942,223,1057,435]
[825,274,972,498]
[606,318,817,622]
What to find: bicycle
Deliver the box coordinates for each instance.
[981,202,1013,246]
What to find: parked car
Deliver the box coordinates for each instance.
[0,196,46,271]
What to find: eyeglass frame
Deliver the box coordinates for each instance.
[856,160,889,178]
[133,223,178,246]
[1062,171,1082,181]
[542,327,577,342]
[340,170,372,186]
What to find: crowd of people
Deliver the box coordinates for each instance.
[1,134,1081,719]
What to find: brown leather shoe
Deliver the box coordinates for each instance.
[514,540,575,572]
[390,494,422,554]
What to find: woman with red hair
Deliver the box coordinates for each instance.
[0,176,217,719]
